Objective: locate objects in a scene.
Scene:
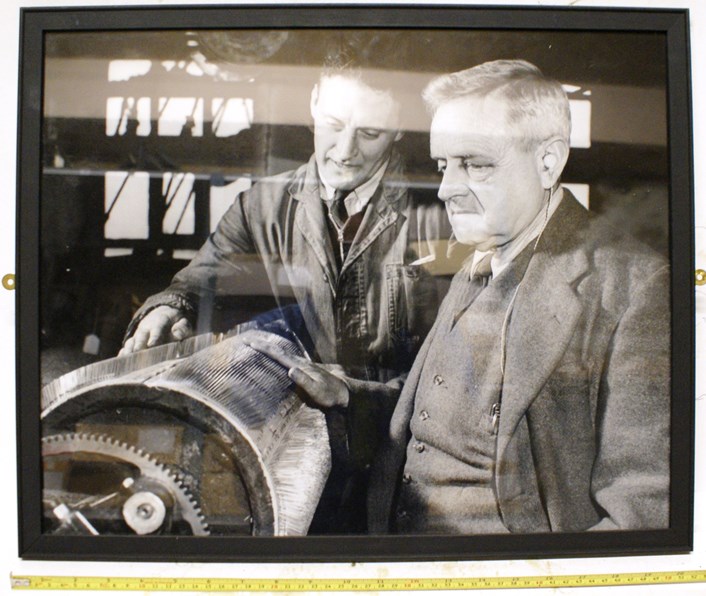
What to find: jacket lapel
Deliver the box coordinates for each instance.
[342,187,402,274]
[368,304,445,532]
[291,153,408,284]
[495,193,591,462]
[291,159,339,293]
[341,152,408,275]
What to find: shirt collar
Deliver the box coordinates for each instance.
[470,186,564,280]
[320,159,389,216]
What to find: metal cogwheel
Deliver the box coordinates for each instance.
[42,432,209,536]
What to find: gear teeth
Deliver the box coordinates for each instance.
[41,432,210,536]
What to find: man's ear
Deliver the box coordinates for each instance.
[310,84,319,120]
[308,84,320,134]
[537,137,570,189]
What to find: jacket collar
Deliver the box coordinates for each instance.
[287,151,408,207]
[495,191,593,461]
[291,151,409,282]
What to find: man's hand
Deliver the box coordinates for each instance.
[119,305,193,356]
[243,336,350,410]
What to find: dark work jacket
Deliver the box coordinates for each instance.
[126,152,452,533]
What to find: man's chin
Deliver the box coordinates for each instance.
[323,167,363,188]
[326,177,360,191]
[451,226,486,249]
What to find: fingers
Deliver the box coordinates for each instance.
[118,337,135,357]
[288,366,332,408]
[242,337,306,369]
[321,362,346,377]
[288,366,319,394]
[243,335,349,409]
[121,326,153,354]
[119,306,189,356]
[288,366,349,409]
[170,317,193,341]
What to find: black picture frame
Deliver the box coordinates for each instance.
[16,4,694,561]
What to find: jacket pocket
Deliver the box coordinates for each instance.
[385,263,440,369]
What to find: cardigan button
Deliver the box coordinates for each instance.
[419,410,429,421]
[402,473,412,484]
[413,442,425,453]
[433,374,444,386]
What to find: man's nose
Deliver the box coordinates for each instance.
[437,167,467,202]
[335,129,359,160]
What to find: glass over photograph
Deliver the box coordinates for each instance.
[20,9,692,560]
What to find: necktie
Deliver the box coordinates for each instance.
[328,188,363,269]
[452,253,493,326]
[330,188,349,227]
[472,252,494,284]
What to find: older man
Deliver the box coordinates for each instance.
[369,59,670,534]
[120,53,448,533]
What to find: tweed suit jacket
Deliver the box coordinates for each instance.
[368,191,670,533]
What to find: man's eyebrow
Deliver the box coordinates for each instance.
[450,146,495,158]
[459,152,491,159]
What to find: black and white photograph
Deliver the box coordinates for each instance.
[16,5,694,561]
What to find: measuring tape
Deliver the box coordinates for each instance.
[9,570,706,591]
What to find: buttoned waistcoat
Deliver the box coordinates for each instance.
[369,192,671,533]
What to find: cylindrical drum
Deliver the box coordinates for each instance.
[41,324,331,537]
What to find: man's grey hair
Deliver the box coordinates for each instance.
[422,59,571,150]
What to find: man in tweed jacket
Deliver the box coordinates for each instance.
[368,59,670,534]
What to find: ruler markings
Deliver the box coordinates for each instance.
[10,571,706,591]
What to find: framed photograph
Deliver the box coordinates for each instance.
[17,5,694,561]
